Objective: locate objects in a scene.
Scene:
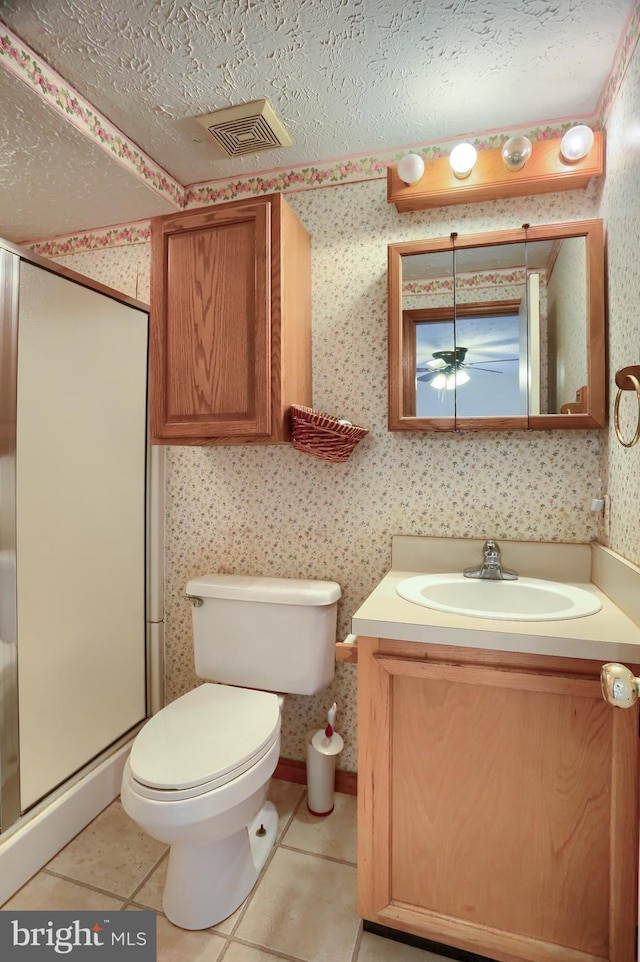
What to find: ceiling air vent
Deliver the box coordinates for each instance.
[195,99,292,158]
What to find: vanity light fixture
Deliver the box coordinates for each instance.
[449,143,477,179]
[387,130,603,212]
[560,124,595,162]
[397,152,425,186]
[502,135,532,171]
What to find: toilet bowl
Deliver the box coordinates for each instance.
[121,684,282,930]
[121,574,341,930]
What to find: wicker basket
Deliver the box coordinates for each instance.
[289,405,368,463]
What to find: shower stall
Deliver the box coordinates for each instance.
[0,237,162,902]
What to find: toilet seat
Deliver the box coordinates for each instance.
[128,684,281,801]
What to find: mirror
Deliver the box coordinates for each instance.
[388,220,605,431]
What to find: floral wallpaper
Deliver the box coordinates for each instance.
[546,236,588,410]
[57,243,151,302]
[55,179,604,772]
[597,24,640,567]
[49,26,640,775]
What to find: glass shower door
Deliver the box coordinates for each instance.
[15,262,149,811]
[0,242,150,828]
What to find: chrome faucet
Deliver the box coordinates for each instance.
[463,539,518,581]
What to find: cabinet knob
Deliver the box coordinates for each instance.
[600,663,640,708]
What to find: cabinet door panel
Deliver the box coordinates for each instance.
[358,644,639,962]
[392,672,610,955]
[152,203,270,440]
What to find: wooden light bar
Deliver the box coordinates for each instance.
[387,132,603,212]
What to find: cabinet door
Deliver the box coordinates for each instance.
[151,202,271,441]
[358,647,639,962]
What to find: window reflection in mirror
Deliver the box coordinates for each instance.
[389,221,604,431]
[413,310,524,418]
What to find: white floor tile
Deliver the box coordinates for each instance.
[235,847,359,962]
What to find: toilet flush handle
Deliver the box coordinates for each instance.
[186,595,203,607]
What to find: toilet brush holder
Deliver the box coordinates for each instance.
[306,703,344,816]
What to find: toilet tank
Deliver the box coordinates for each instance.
[186,574,342,695]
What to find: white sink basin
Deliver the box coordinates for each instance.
[396,573,602,622]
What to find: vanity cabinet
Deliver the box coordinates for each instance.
[150,193,311,444]
[358,637,639,962]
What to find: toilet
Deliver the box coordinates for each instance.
[121,573,341,930]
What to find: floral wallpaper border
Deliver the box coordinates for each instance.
[181,122,577,208]
[0,11,591,216]
[6,3,639,257]
[0,23,184,209]
[403,267,529,297]
[28,222,151,259]
[597,0,640,123]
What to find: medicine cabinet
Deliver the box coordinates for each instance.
[388,219,605,431]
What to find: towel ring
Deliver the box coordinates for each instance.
[614,373,640,448]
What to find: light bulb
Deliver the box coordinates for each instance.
[560,125,594,162]
[502,135,532,171]
[430,369,470,390]
[449,143,477,179]
[397,153,425,186]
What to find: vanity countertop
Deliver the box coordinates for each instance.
[350,537,640,663]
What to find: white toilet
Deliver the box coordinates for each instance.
[121,573,341,930]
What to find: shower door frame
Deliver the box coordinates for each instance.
[0,237,160,834]
[0,245,21,830]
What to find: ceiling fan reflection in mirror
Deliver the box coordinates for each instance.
[417,346,519,390]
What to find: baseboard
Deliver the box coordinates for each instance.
[0,742,131,906]
[274,757,357,796]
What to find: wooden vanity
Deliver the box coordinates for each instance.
[352,537,640,962]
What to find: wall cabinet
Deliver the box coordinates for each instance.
[358,637,639,962]
[150,193,311,444]
[387,220,605,432]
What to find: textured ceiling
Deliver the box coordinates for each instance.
[0,68,175,242]
[0,0,636,242]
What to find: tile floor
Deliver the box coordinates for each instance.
[1,780,450,962]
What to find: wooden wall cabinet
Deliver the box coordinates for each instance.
[358,637,639,962]
[150,193,311,444]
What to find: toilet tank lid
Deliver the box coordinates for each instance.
[186,574,342,606]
